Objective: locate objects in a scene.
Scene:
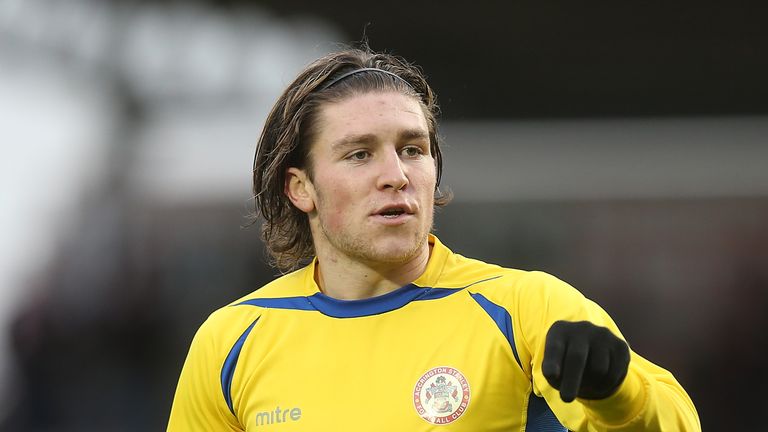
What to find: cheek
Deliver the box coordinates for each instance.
[316,181,359,230]
[414,164,438,195]
[416,166,437,216]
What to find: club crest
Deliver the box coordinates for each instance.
[413,366,470,425]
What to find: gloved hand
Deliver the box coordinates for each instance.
[542,320,630,402]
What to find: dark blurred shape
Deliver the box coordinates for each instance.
[4,198,273,431]
[436,199,768,430]
[4,198,767,430]
[229,0,768,118]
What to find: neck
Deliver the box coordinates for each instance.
[313,242,431,300]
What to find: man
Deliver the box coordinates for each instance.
[168,47,700,431]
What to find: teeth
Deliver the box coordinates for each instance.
[381,209,404,217]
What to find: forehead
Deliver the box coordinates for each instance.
[314,92,429,145]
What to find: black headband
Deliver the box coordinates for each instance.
[319,67,415,91]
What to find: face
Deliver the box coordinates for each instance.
[288,91,437,266]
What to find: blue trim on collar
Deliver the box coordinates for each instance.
[235,285,462,318]
[233,276,503,319]
[306,284,461,318]
[237,296,315,311]
[221,318,259,416]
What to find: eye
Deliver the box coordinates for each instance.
[348,150,370,161]
[401,146,424,157]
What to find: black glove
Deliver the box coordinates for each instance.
[542,320,630,402]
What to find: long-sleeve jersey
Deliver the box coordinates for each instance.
[168,235,700,431]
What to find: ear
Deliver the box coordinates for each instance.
[285,167,316,213]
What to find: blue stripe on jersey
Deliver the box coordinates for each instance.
[221,318,259,416]
[525,393,566,431]
[305,285,463,318]
[469,292,523,369]
[233,276,503,318]
[236,296,315,310]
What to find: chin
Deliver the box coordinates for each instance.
[319,220,430,265]
[371,247,416,264]
[368,231,427,263]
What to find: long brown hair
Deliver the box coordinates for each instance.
[252,46,450,271]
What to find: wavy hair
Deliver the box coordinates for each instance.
[251,46,450,271]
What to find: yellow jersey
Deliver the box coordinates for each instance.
[168,235,699,431]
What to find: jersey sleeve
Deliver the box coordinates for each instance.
[167,311,245,432]
[513,271,701,432]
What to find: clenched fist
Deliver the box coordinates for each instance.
[542,320,630,402]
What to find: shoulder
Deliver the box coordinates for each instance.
[437,250,579,303]
[192,265,316,349]
[228,264,315,305]
[436,248,592,332]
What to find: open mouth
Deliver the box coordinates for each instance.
[379,208,406,218]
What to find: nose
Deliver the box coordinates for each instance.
[376,150,409,191]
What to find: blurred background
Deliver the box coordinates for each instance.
[1,0,766,430]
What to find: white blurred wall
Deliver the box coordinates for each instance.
[440,117,768,201]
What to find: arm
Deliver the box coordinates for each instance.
[167,316,244,432]
[516,272,700,431]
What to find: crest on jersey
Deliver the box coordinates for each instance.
[413,366,470,425]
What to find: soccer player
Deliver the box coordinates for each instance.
[167,47,700,431]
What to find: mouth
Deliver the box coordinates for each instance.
[373,204,415,220]
[379,207,407,218]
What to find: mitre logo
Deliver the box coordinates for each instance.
[413,366,470,425]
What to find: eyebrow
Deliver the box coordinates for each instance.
[399,129,430,142]
[330,129,430,151]
[331,133,377,151]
